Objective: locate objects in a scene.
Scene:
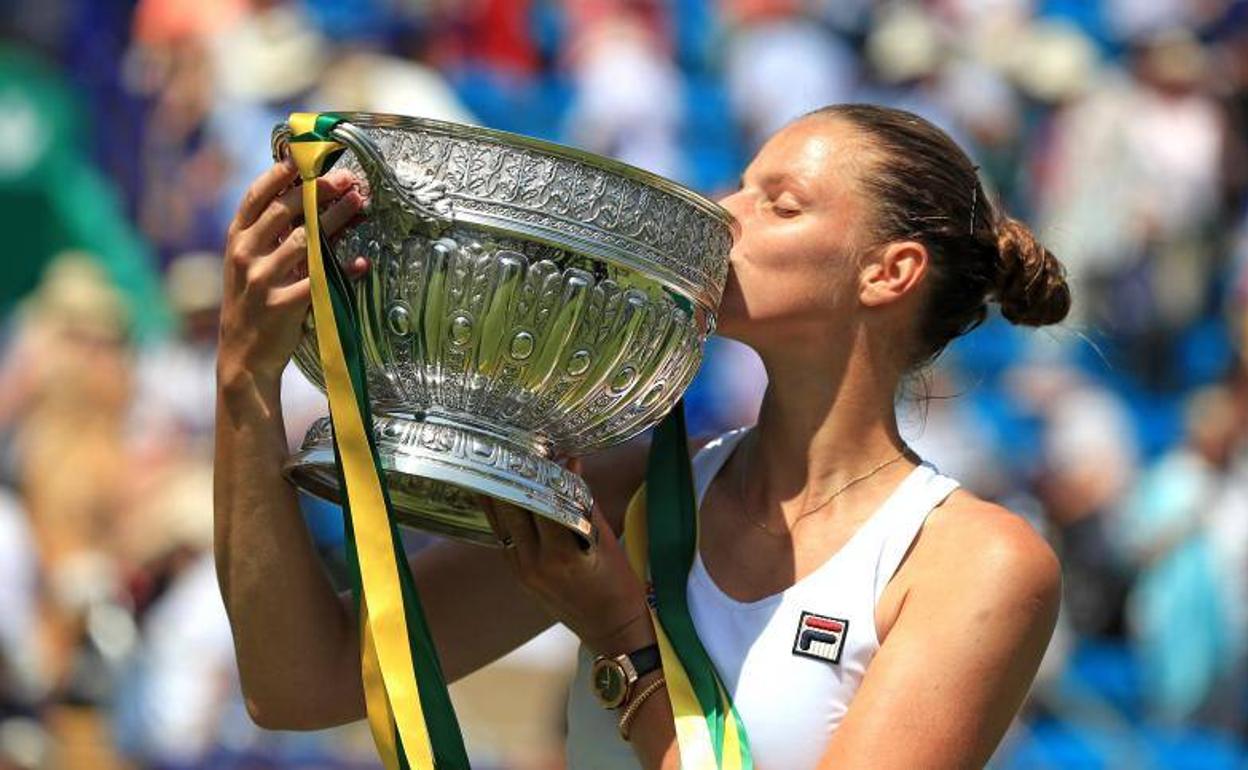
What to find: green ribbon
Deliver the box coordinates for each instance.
[304,119,470,768]
[646,401,753,767]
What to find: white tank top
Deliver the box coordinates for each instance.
[565,427,961,770]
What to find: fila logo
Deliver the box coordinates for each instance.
[792,611,849,665]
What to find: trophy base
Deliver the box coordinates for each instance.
[284,413,595,547]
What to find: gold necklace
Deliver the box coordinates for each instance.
[735,433,907,537]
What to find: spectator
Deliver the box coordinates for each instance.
[1032,29,1223,386]
[1121,384,1245,726]
[134,251,224,456]
[563,7,685,179]
[114,461,234,769]
[1011,363,1139,637]
[722,0,857,151]
[1,254,139,698]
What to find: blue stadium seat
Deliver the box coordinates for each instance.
[1064,641,1145,721]
[1141,726,1243,770]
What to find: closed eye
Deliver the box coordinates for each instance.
[765,183,806,218]
[769,198,802,218]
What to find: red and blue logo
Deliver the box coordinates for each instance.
[792,611,848,664]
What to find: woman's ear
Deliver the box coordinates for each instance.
[858,241,928,308]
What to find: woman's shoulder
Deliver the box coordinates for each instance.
[906,489,1062,616]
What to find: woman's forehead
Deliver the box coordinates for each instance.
[750,117,874,188]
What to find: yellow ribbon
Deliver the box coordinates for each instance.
[623,484,746,769]
[288,112,435,770]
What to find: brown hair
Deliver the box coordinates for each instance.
[811,104,1071,367]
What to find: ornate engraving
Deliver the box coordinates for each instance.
[334,122,453,239]
[285,114,733,311]
[273,113,731,544]
[299,415,593,527]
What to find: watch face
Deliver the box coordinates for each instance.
[592,660,627,708]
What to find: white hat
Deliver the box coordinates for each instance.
[867,5,944,84]
[213,4,327,103]
[1009,20,1100,103]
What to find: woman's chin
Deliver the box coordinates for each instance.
[712,270,754,339]
[712,301,746,341]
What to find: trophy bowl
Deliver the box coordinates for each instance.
[273,113,736,545]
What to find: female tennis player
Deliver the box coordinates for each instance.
[215,105,1064,769]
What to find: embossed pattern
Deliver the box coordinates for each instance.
[292,226,706,451]
[274,114,733,543]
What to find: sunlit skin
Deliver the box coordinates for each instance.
[701,117,935,573]
[215,115,1060,770]
[718,117,881,342]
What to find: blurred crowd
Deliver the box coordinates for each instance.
[0,0,1247,767]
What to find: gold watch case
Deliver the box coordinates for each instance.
[590,652,640,710]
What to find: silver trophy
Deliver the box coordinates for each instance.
[273,113,735,545]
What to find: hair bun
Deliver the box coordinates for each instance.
[992,217,1071,327]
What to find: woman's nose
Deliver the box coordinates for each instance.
[717,191,747,241]
[718,189,749,222]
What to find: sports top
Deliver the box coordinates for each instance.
[565,427,961,769]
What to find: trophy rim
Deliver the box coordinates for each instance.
[273,111,740,240]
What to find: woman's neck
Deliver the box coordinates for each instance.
[748,338,908,507]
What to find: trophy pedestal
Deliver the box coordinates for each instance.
[285,413,594,546]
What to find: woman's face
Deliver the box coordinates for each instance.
[715,117,878,346]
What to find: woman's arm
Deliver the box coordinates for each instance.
[215,161,369,729]
[816,498,1061,769]
[482,470,680,770]
[215,161,655,729]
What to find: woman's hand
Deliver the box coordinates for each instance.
[218,159,367,389]
[482,459,681,770]
[480,457,655,655]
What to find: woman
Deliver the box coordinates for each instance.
[215,105,1064,769]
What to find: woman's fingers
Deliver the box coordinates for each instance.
[479,494,509,546]
[234,159,299,231]
[254,226,307,285]
[321,187,366,236]
[269,277,311,309]
[532,510,590,553]
[587,500,614,550]
[247,170,357,251]
[480,487,593,564]
[487,497,541,564]
[247,181,303,249]
[483,494,595,555]
[559,456,601,549]
[254,188,366,285]
[479,494,500,530]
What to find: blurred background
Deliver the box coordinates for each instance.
[0,0,1246,767]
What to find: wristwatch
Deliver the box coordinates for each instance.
[590,644,661,709]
